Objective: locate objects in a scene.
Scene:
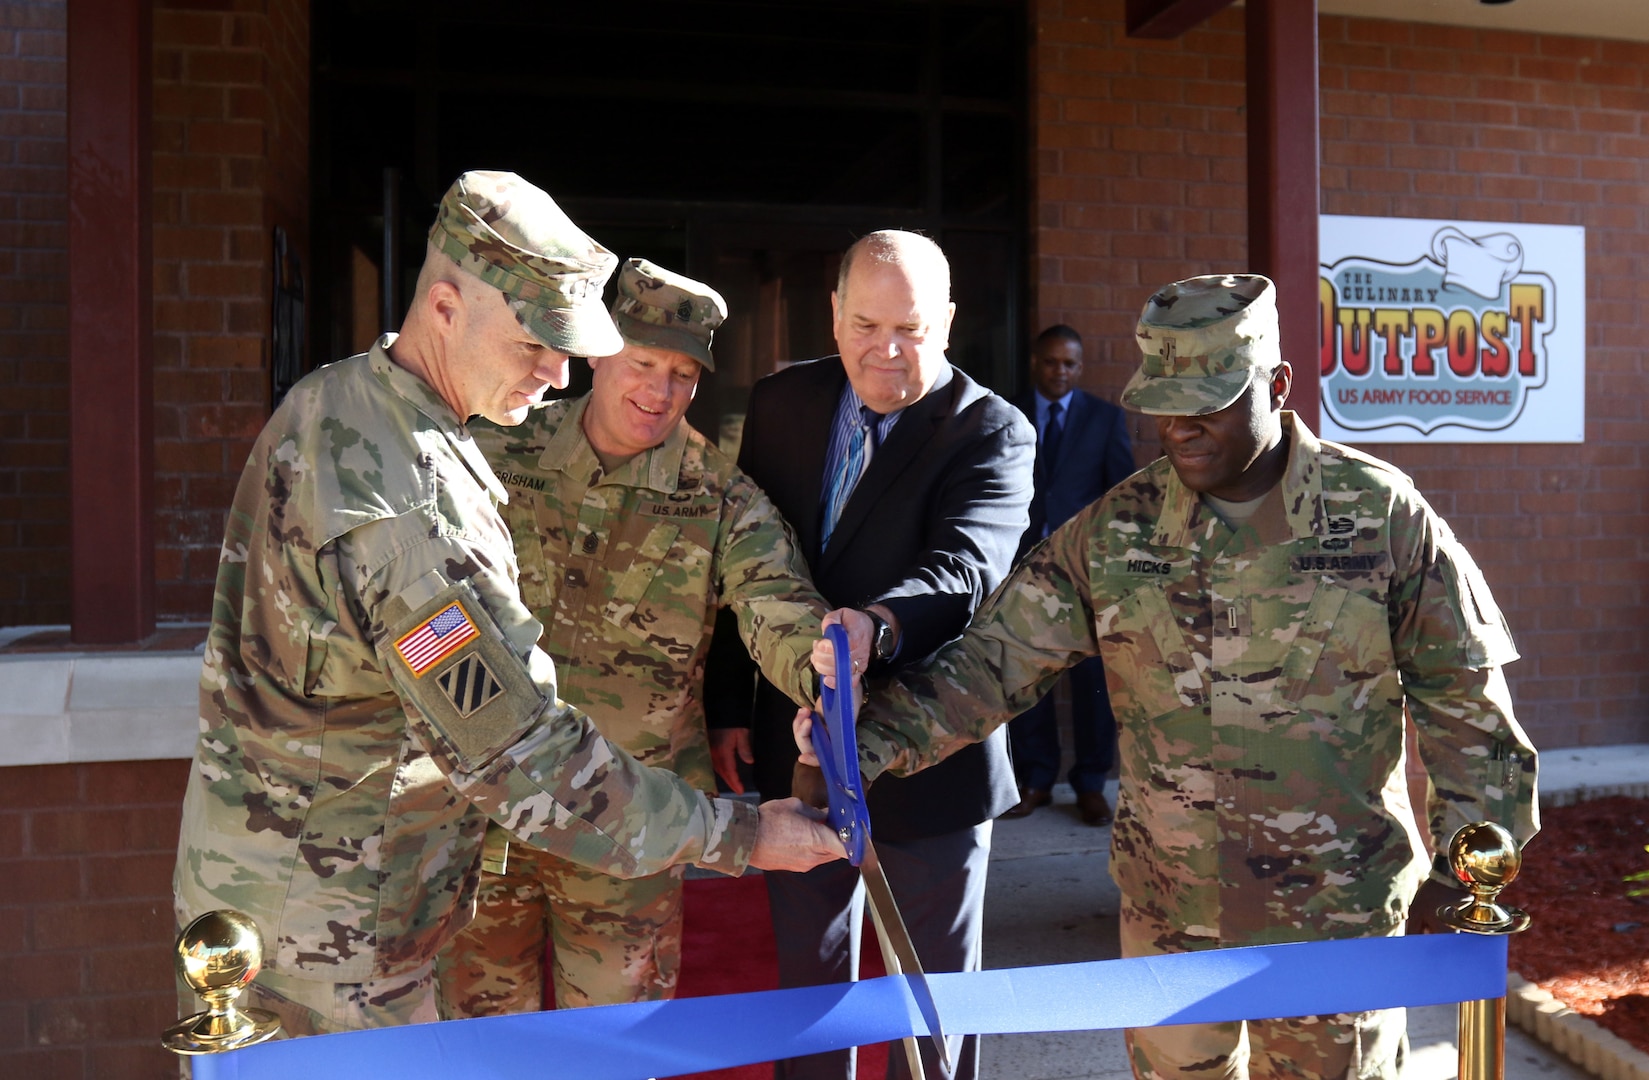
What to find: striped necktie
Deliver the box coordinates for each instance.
[821,406,880,550]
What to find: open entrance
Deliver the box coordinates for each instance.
[310,0,1027,444]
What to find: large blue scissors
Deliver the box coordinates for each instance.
[811,623,953,1079]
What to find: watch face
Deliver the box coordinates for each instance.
[874,621,894,659]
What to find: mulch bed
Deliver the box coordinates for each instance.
[1505,794,1649,1055]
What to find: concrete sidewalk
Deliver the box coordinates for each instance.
[977,768,1612,1080]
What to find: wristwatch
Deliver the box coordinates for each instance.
[862,608,897,662]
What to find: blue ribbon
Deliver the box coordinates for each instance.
[194,933,1506,1080]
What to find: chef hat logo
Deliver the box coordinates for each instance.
[1431,227,1524,301]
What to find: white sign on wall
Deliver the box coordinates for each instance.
[1318,215,1585,443]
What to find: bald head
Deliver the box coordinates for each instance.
[836,230,951,309]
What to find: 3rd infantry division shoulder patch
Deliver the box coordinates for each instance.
[437,654,504,717]
[395,601,479,676]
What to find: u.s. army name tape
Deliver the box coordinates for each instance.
[193,933,1507,1080]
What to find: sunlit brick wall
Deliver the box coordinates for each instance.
[151,0,308,617]
[1029,0,1649,747]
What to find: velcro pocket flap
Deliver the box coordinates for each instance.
[603,523,681,628]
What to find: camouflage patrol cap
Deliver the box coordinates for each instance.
[429,170,623,357]
[610,259,727,371]
[1121,274,1279,416]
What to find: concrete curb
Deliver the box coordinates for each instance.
[1544,782,1649,807]
[1507,973,1649,1080]
[1505,779,1649,1080]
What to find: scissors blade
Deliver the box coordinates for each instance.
[861,840,953,1077]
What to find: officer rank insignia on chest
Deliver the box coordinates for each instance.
[394,601,479,677]
[436,654,504,717]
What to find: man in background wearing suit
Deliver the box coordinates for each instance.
[1001,324,1135,827]
[705,230,1035,1080]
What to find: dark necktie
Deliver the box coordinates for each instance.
[821,406,880,549]
[1039,401,1065,477]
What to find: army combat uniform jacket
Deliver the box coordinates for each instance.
[857,413,1538,946]
[473,395,824,793]
[174,338,755,984]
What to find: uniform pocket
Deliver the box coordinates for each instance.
[604,524,678,615]
[1098,586,1205,722]
[602,523,707,664]
[1453,549,1518,669]
[507,499,553,613]
[1278,579,1394,736]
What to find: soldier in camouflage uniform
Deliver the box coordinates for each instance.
[172,172,844,1039]
[814,274,1539,1080]
[435,259,870,1016]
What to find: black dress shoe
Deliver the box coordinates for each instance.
[1000,787,1052,819]
[1077,789,1112,827]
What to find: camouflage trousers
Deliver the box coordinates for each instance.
[436,839,687,1015]
[175,960,438,1040]
[1119,901,1408,1080]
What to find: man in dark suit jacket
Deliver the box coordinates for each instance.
[1001,324,1135,826]
[705,230,1033,1080]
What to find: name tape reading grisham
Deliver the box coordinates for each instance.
[1318,215,1585,444]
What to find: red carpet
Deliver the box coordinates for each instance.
[675,874,889,1080]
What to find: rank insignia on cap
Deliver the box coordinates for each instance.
[394,601,479,677]
[436,654,504,717]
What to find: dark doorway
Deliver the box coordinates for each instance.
[311,0,1026,445]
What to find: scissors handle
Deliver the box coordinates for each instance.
[812,622,868,866]
[818,623,856,779]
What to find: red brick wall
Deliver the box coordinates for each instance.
[0,0,310,626]
[0,0,67,625]
[1318,17,1648,748]
[1030,0,1649,748]
[0,760,189,1080]
[151,0,308,618]
[1031,0,1247,398]
[0,5,311,1075]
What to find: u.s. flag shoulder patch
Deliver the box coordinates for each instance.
[394,601,480,677]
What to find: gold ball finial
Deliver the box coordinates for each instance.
[1448,821,1522,890]
[1437,822,1531,935]
[176,909,263,996]
[163,910,282,1055]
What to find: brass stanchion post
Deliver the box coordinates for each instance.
[163,909,282,1055]
[1437,822,1530,1080]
